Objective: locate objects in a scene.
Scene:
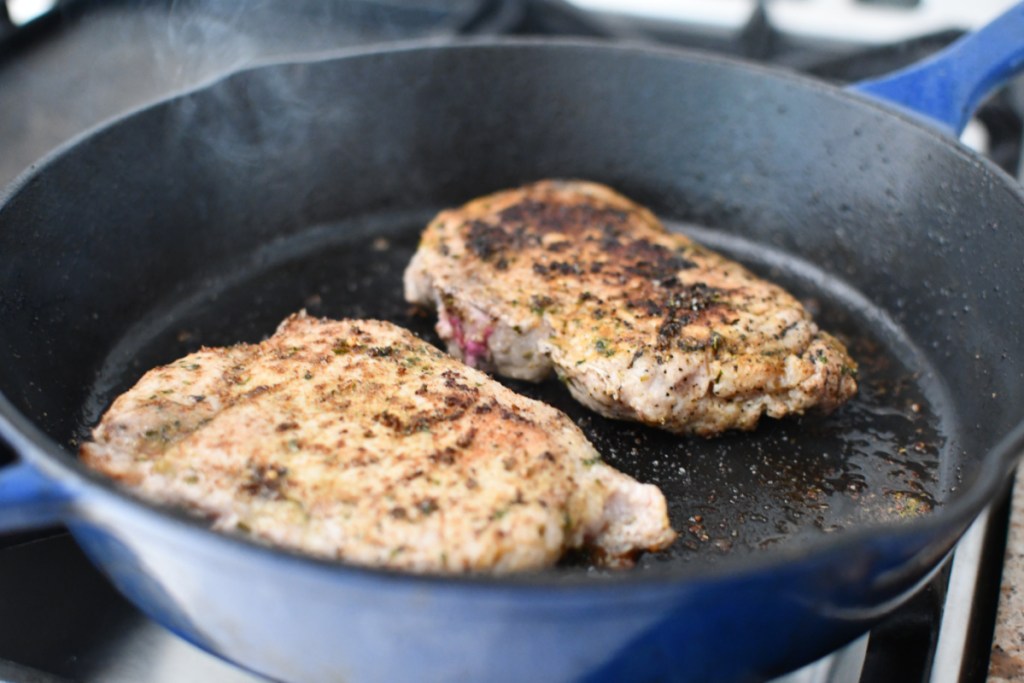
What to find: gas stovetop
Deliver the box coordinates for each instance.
[0,2,1021,682]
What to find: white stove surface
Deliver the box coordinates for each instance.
[569,0,1021,43]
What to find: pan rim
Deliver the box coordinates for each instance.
[1,36,1023,591]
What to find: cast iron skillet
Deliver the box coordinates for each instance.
[0,6,1023,683]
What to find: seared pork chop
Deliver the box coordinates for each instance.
[81,313,675,573]
[404,180,857,436]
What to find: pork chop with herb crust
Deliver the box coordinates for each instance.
[404,180,857,436]
[80,312,675,574]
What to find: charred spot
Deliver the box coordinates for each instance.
[626,299,663,316]
[240,462,288,499]
[532,261,582,278]
[495,257,510,270]
[456,428,477,449]
[658,318,685,341]
[497,200,628,241]
[467,220,514,261]
[497,199,585,236]
[669,282,720,311]
[415,384,429,396]
[538,451,556,462]
[589,261,604,274]
[498,405,533,425]
[474,400,496,415]
[428,446,456,466]
[368,346,393,358]
[511,225,543,249]
[647,282,724,349]
[441,369,479,396]
[600,223,623,250]
[496,199,545,224]
[621,239,696,280]
[374,411,404,432]
[389,507,408,520]
[444,393,475,410]
[275,421,299,432]
[546,240,572,253]
[429,447,458,465]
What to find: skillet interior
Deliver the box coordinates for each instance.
[71,207,952,571]
[1,41,1023,578]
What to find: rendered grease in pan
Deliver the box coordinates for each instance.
[78,211,949,572]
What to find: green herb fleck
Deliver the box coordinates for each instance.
[710,332,724,354]
[594,338,616,357]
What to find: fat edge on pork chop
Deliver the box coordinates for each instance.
[404,180,858,436]
[80,313,676,574]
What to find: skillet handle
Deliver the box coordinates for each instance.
[849,2,1024,137]
[0,460,72,532]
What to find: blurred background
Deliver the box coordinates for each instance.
[0,0,1021,189]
